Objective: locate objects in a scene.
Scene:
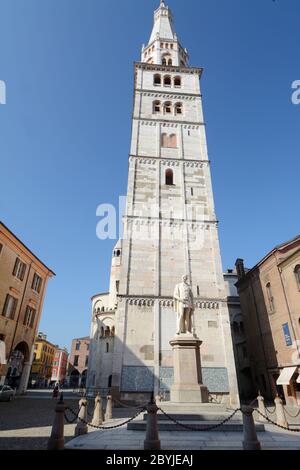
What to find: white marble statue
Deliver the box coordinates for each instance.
[173,275,195,334]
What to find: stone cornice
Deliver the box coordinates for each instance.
[123,215,218,225]
[135,88,201,99]
[129,154,210,166]
[133,117,205,127]
[118,295,223,309]
[134,61,203,77]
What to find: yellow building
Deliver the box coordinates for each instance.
[0,222,55,392]
[30,333,57,387]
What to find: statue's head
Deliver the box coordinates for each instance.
[182,274,188,283]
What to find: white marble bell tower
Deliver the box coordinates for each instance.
[93,0,239,407]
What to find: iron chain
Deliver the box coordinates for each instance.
[65,405,146,430]
[157,406,241,432]
[255,409,300,432]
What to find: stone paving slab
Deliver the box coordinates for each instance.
[65,423,300,450]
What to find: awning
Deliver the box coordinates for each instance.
[276,366,297,385]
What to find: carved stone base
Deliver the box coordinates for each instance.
[169,334,209,404]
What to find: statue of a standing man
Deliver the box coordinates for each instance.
[173,275,195,334]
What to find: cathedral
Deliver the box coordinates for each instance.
[87,0,239,406]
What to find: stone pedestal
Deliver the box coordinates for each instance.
[170,334,208,403]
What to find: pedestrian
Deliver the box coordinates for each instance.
[52,384,59,399]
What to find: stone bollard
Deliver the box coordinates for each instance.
[47,393,66,450]
[74,396,88,436]
[144,396,161,450]
[92,394,103,427]
[257,393,267,422]
[274,395,289,429]
[242,406,261,450]
[105,395,113,421]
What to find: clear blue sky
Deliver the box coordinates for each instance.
[0,0,299,350]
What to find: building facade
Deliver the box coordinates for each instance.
[51,347,68,385]
[29,333,57,387]
[0,222,55,392]
[67,336,89,388]
[87,0,239,405]
[235,236,300,406]
[224,269,253,400]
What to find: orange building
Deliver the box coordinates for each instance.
[0,222,55,393]
[68,336,89,388]
[235,236,300,406]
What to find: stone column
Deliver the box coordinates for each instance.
[169,334,208,403]
[242,406,261,450]
[274,396,288,429]
[17,361,31,395]
[257,393,267,422]
[47,395,66,450]
[105,395,113,420]
[144,399,161,450]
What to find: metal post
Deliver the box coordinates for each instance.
[242,406,261,450]
[144,394,161,450]
[47,393,65,450]
[105,395,113,421]
[274,395,288,429]
[257,393,267,422]
[74,396,88,436]
[92,393,103,426]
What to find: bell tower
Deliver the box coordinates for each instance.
[93,1,239,406]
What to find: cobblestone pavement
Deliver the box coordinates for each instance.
[0,390,80,450]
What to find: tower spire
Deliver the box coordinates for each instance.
[141,0,189,67]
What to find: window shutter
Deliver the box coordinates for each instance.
[13,258,19,276]
[2,294,9,316]
[20,263,26,281]
[11,297,17,320]
[30,310,36,328]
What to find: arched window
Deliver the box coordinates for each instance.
[111,326,115,337]
[169,134,177,148]
[106,342,109,353]
[163,75,171,87]
[161,133,177,148]
[105,326,110,337]
[161,133,168,147]
[153,100,161,114]
[294,265,300,290]
[164,101,172,114]
[162,55,172,66]
[116,249,121,257]
[154,74,161,86]
[266,283,275,313]
[165,169,174,185]
[175,102,183,115]
[174,76,181,87]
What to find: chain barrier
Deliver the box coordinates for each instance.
[283,407,300,419]
[255,409,300,432]
[64,405,83,424]
[64,405,146,430]
[157,406,241,432]
[265,406,276,415]
[112,396,149,410]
